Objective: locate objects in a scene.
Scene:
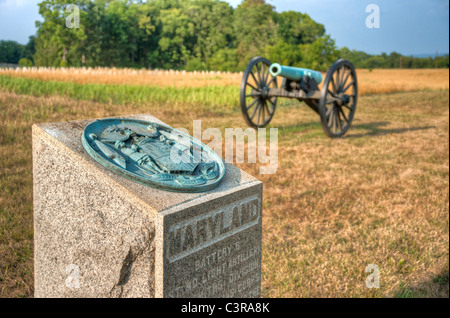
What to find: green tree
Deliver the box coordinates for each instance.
[102,0,142,67]
[183,0,235,69]
[0,40,24,64]
[264,40,302,66]
[362,55,386,69]
[34,0,88,66]
[22,36,37,63]
[31,0,450,70]
[338,47,372,68]
[208,48,239,71]
[387,52,402,68]
[300,35,338,71]
[277,11,325,45]
[18,58,34,67]
[158,7,195,68]
[136,1,159,68]
[436,55,450,68]
[233,0,278,69]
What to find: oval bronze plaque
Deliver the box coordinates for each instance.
[81,118,225,192]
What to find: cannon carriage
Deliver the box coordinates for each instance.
[240,57,358,138]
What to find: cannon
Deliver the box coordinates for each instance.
[240,57,358,138]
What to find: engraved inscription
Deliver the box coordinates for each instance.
[166,195,260,263]
[167,242,262,298]
[164,194,262,298]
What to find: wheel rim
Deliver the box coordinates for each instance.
[241,57,278,128]
[319,60,358,138]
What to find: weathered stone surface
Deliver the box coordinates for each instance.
[33,114,262,298]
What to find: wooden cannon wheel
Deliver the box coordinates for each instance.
[319,59,358,138]
[240,57,278,128]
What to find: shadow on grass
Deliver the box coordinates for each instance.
[265,121,435,143]
[277,121,322,133]
[347,121,435,139]
[395,268,449,298]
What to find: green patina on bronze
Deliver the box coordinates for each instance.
[81,118,226,192]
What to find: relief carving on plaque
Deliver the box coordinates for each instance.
[82,118,226,192]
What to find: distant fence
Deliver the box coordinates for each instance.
[0,66,244,77]
[0,63,20,69]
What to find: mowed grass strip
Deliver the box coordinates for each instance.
[0,75,239,109]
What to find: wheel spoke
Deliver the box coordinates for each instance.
[267,76,276,88]
[257,101,263,125]
[339,107,349,124]
[267,98,276,114]
[250,101,260,120]
[326,105,334,116]
[326,98,337,105]
[336,108,342,131]
[260,101,266,123]
[334,108,340,133]
[246,98,259,110]
[264,64,270,85]
[332,110,337,133]
[330,76,338,94]
[256,63,264,86]
[342,80,355,93]
[260,100,266,124]
[338,67,347,91]
[261,64,266,86]
[264,100,270,123]
[334,70,341,92]
[340,70,352,92]
[343,104,353,111]
[247,82,260,92]
[250,71,260,87]
[266,100,273,118]
[327,105,334,127]
[327,89,338,98]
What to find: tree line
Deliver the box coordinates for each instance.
[31,0,337,71]
[1,0,448,71]
[339,48,449,70]
[0,37,36,67]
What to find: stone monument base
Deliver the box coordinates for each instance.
[32,114,262,298]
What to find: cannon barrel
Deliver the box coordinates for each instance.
[269,63,323,84]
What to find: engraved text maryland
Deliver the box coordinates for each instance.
[167,195,260,262]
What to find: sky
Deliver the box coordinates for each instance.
[0,0,449,56]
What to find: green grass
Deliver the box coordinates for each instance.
[0,75,240,110]
[396,269,449,298]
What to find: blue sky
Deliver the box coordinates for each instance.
[0,0,449,56]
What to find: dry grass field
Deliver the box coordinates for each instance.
[0,68,448,298]
[0,67,242,88]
